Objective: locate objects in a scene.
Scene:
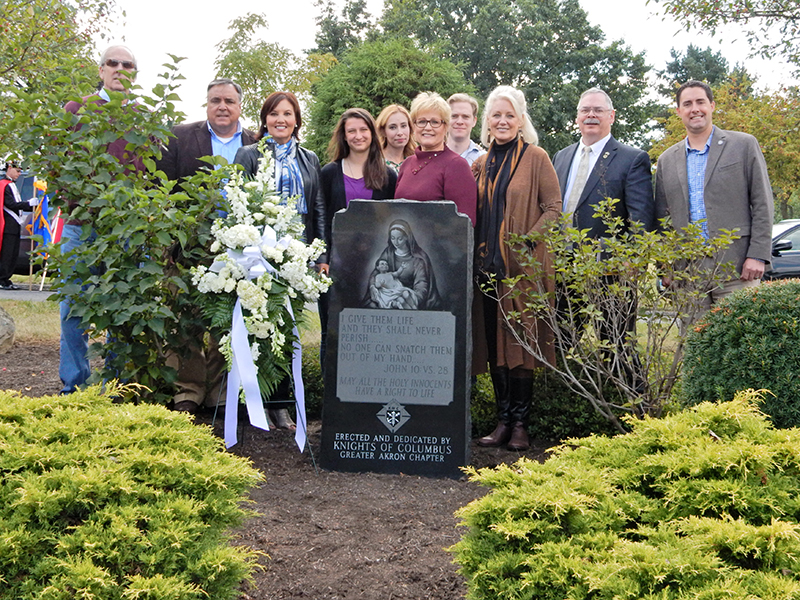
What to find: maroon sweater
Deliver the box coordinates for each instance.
[64,94,145,224]
[396,146,477,225]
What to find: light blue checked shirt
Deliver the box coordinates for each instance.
[685,127,714,239]
[208,121,245,167]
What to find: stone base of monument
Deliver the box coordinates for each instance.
[319,200,473,478]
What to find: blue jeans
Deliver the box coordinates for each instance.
[59,224,92,393]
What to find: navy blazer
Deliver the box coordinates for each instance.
[157,120,256,181]
[552,136,655,237]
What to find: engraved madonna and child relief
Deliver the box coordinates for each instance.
[363,219,442,310]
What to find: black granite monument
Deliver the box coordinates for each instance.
[320,200,473,478]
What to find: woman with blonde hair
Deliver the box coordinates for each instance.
[473,85,561,451]
[376,104,416,171]
[395,91,476,225]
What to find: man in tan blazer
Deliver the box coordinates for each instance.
[655,79,774,307]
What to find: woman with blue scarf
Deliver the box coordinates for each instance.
[234,91,327,430]
[235,91,327,267]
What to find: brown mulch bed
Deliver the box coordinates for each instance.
[1,341,552,600]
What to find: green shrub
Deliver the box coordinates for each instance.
[301,342,324,420]
[451,391,800,600]
[0,385,264,600]
[682,279,800,428]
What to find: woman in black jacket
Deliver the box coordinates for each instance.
[234,91,327,269]
[234,91,327,431]
[318,108,397,369]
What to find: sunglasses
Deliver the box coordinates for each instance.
[104,59,136,70]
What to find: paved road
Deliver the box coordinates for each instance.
[0,284,55,303]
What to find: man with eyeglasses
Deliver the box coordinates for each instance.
[553,87,654,235]
[58,45,144,394]
[156,78,256,414]
[552,87,654,394]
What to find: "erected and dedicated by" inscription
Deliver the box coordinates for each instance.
[336,308,456,405]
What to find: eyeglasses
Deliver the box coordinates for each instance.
[104,59,136,70]
[578,107,609,116]
[414,119,445,129]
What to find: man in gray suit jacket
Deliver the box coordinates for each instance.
[655,79,774,307]
[157,78,256,414]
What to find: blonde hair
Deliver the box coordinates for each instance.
[409,91,451,126]
[480,85,538,146]
[376,104,416,158]
[447,93,479,118]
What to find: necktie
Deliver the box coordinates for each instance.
[565,146,590,215]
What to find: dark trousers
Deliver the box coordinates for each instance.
[0,232,20,284]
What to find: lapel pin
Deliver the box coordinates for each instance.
[718,140,724,145]
[602,152,609,159]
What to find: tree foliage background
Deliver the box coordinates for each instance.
[306,38,472,160]
[377,0,654,156]
[0,0,118,156]
[214,12,336,127]
[649,0,800,69]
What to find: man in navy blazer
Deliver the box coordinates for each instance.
[655,80,773,308]
[552,88,655,391]
[157,78,256,414]
[553,87,655,237]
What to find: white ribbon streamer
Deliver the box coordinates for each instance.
[220,224,309,452]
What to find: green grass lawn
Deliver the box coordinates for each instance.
[1,297,321,347]
[1,299,60,343]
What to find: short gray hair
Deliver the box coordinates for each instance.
[577,87,614,111]
[207,78,243,102]
[99,45,137,68]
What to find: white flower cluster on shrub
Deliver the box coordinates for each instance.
[191,141,331,371]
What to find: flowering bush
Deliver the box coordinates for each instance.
[192,141,330,397]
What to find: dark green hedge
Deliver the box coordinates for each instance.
[682,279,800,428]
[0,386,263,600]
[451,392,800,599]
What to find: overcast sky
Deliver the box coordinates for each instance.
[110,0,797,123]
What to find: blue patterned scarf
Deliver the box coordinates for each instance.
[272,137,307,215]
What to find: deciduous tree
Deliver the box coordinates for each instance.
[379,0,653,155]
[0,0,116,154]
[309,0,375,59]
[657,45,731,98]
[650,0,800,67]
[215,13,335,125]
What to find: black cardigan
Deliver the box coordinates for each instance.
[234,141,328,263]
[320,160,397,249]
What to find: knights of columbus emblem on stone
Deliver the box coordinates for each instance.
[377,400,410,433]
